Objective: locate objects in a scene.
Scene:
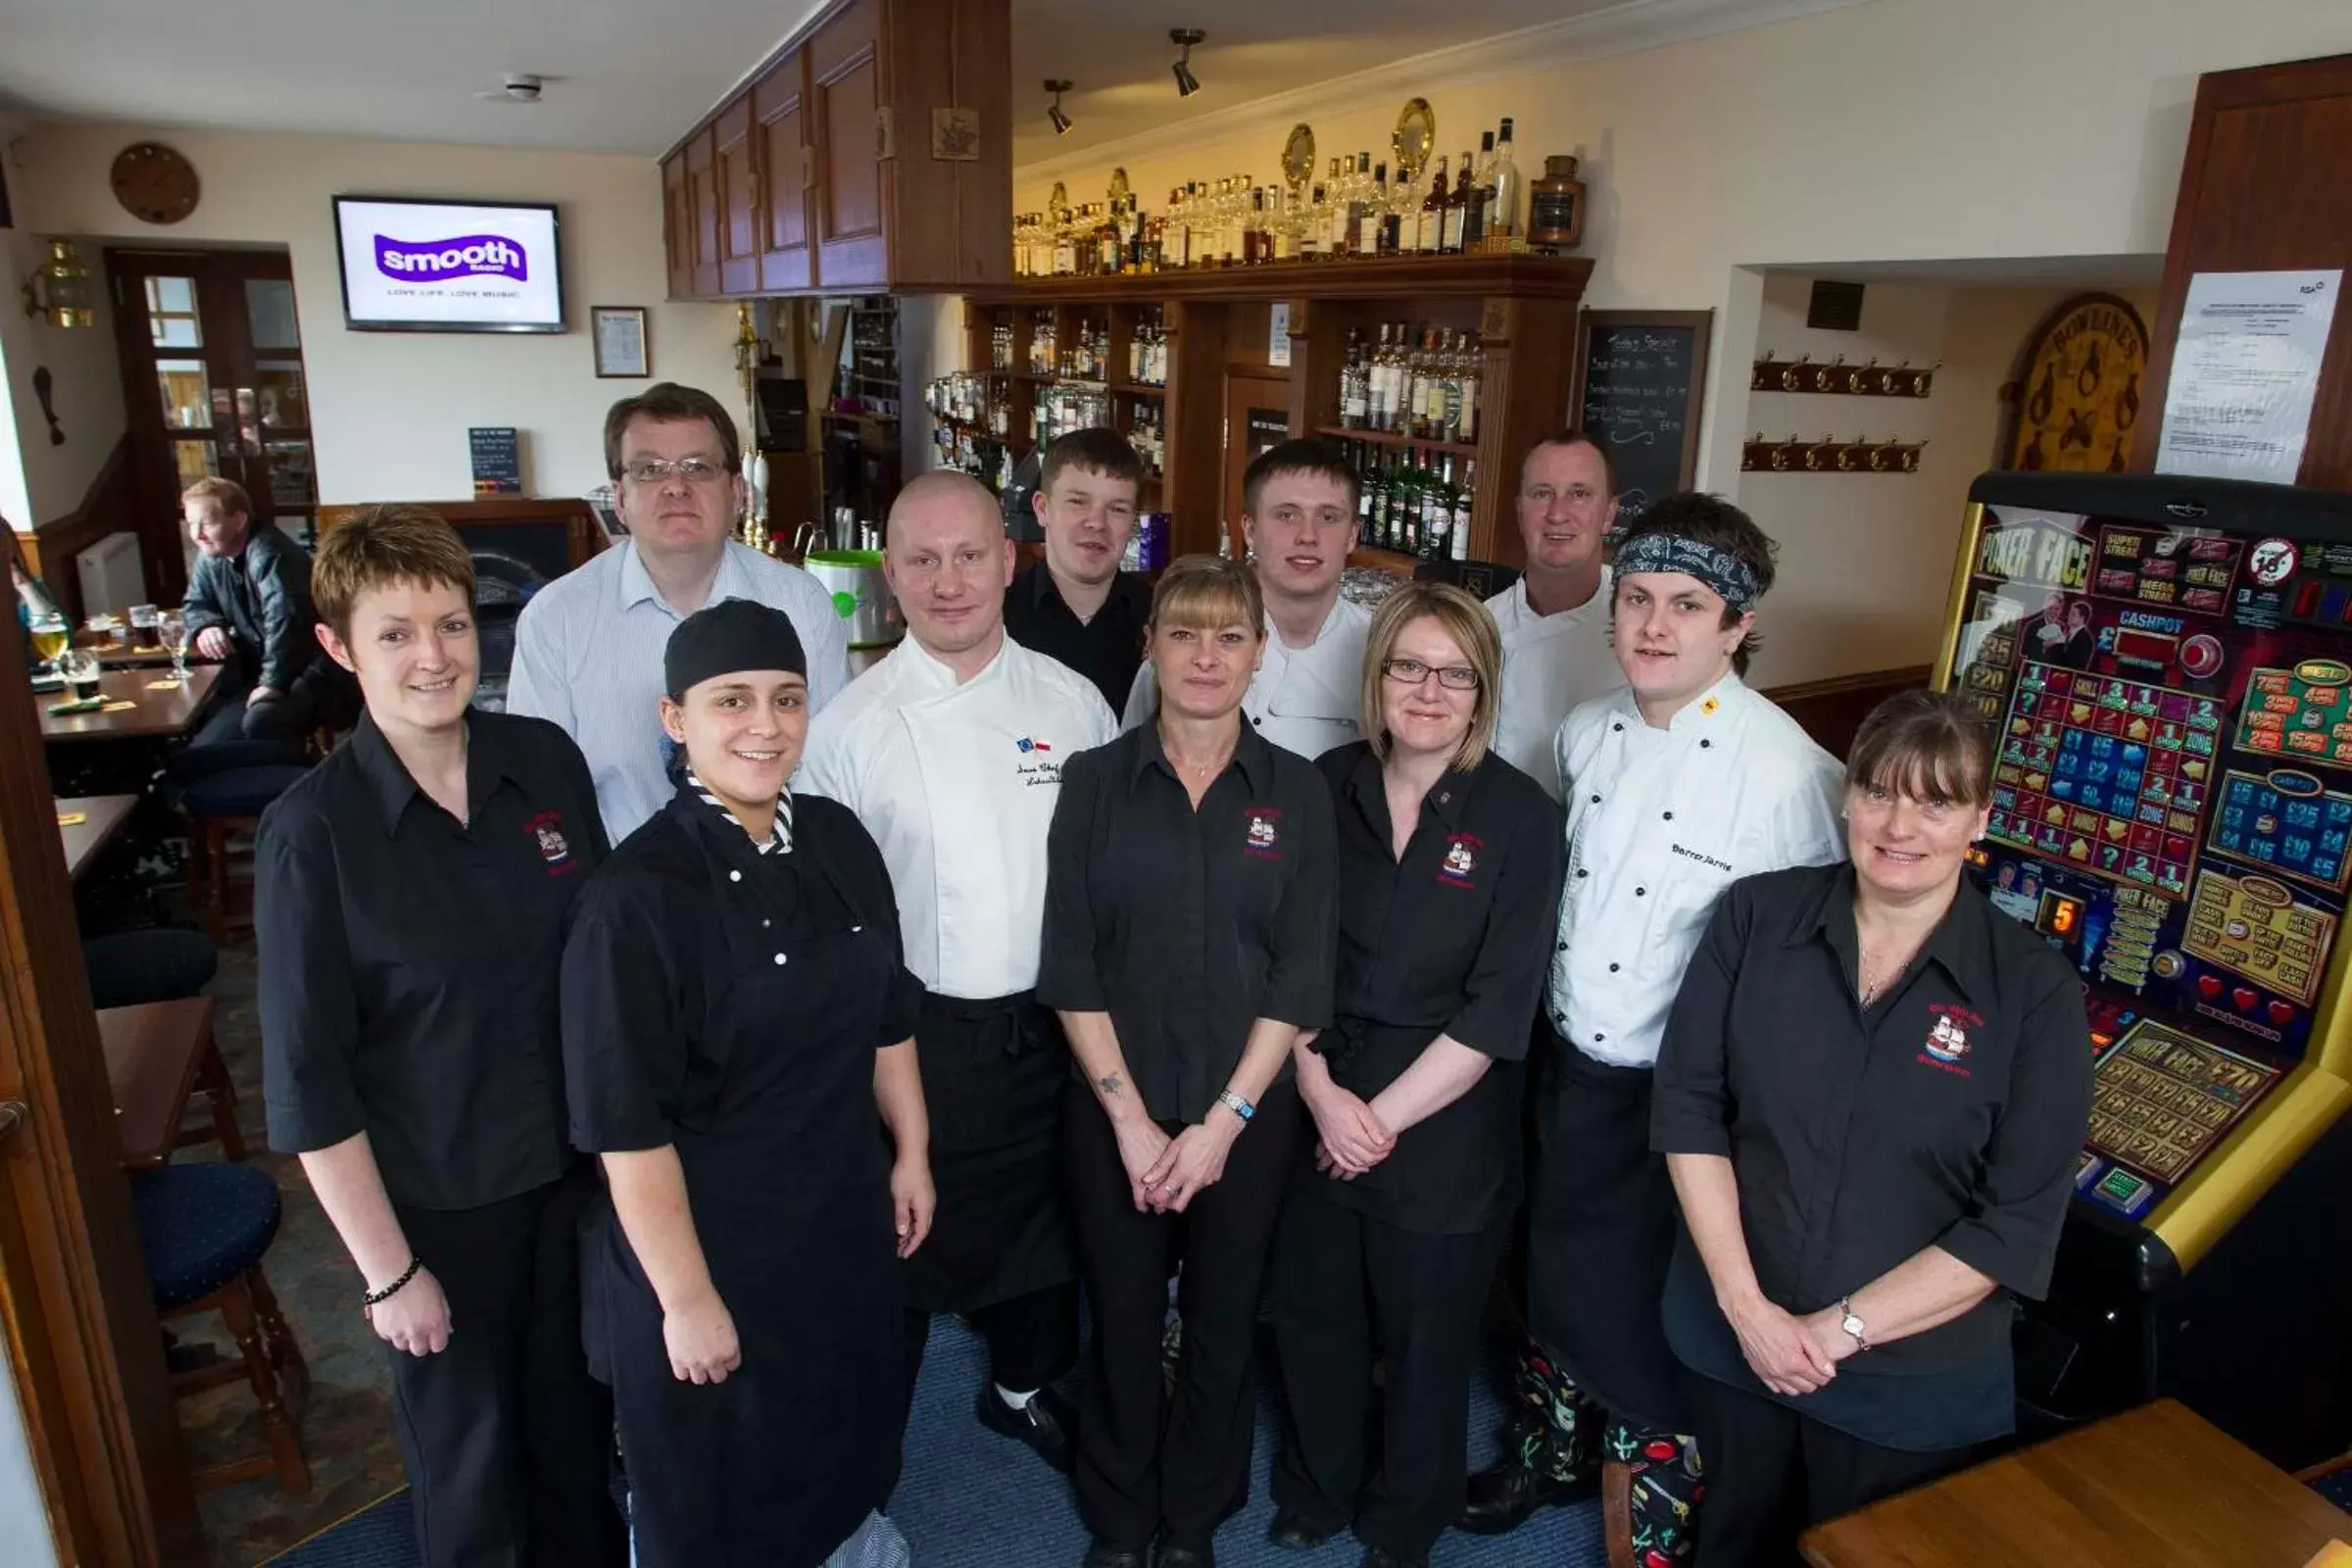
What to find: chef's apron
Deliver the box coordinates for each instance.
[1525,1034,1686,1434]
[901,990,1074,1314]
[584,856,904,1568]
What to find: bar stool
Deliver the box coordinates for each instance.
[81,928,243,1159]
[182,764,308,945]
[131,1161,311,1495]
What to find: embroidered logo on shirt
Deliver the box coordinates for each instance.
[1918,1003,1984,1077]
[1244,808,1283,858]
[525,811,578,875]
[1015,736,1054,754]
[1437,832,1484,887]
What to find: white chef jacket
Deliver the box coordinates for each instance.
[1120,595,1372,760]
[798,633,1117,1000]
[1547,672,1845,1068]
[1487,567,1621,801]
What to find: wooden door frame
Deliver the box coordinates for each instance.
[1221,369,1294,561]
[0,605,202,1561]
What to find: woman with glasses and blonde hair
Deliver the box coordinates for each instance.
[1042,554,1336,1568]
[1264,582,1564,1568]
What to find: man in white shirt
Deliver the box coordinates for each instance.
[506,383,850,840]
[1123,439,1369,760]
[1463,494,1844,1563]
[1487,431,1624,799]
[799,470,1117,1480]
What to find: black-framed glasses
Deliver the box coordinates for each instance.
[1382,657,1479,691]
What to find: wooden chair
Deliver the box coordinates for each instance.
[131,1162,310,1495]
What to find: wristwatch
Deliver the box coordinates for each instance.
[1216,1089,1255,1124]
[1838,1296,1870,1353]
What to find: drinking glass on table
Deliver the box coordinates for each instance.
[59,648,101,701]
[28,612,71,674]
[159,611,190,682]
[128,603,161,649]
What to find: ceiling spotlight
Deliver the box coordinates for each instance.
[1170,29,1204,98]
[1045,77,1074,135]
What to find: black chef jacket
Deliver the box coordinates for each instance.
[559,791,923,1152]
[1313,742,1563,1234]
[1651,862,2092,1378]
[259,710,609,1210]
[1004,563,1153,714]
[1040,719,1336,1124]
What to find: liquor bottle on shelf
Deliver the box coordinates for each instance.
[1398,328,1425,437]
[1354,444,1379,542]
[1100,205,1123,276]
[1415,156,1448,255]
[1246,188,1268,265]
[1347,154,1375,256]
[1223,180,1246,268]
[1053,212,1076,276]
[1443,154,1471,253]
[1375,166,1402,257]
[1340,326,1369,428]
[1299,183,1326,261]
[1454,331,1482,443]
[1464,130,1495,248]
[1327,159,1354,257]
[1367,323,1396,433]
[1490,118,1524,240]
[991,319,1012,372]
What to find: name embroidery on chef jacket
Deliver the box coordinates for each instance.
[1244,808,1284,859]
[1014,734,1064,787]
[525,811,578,875]
[1919,1003,1982,1078]
[1437,832,1483,888]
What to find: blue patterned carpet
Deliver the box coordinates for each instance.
[262,1313,1602,1567]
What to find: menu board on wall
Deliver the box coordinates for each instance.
[1571,309,1712,522]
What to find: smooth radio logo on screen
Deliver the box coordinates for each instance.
[372,233,530,284]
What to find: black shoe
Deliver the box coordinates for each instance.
[1361,1548,1428,1568]
[1457,1454,1598,1535]
[978,1383,1076,1475]
[1081,1544,1147,1568]
[1155,1545,1214,1568]
[1267,1508,1340,1550]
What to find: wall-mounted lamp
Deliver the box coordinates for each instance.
[20,239,95,328]
[1045,78,1074,136]
[1169,29,1204,98]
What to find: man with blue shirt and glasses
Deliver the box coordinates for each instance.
[508,384,850,840]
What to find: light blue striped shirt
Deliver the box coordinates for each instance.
[505,538,850,841]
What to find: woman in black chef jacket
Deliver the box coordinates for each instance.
[559,601,934,1568]
[1651,689,2094,1564]
[1267,582,1564,1568]
[1041,553,1337,1568]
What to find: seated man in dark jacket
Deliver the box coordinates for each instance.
[180,477,351,750]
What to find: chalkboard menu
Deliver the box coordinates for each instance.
[468,426,522,496]
[1570,310,1713,522]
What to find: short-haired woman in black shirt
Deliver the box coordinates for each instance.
[1652,689,2094,1562]
[258,506,624,1566]
[1267,583,1564,1568]
[1042,554,1337,1568]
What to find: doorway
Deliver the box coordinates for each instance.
[1221,370,1292,559]
[108,249,318,603]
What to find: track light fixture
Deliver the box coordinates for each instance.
[1170,28,1204,98]
[1045,78,1074,135]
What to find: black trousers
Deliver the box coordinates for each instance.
[901,1278,1081,1401]
[1064,1076,1298,1553]
[192,661,345,750]
[1687,1371,1974,1567]
[1269,1187,1504,1558]
[386,1169,624,1568]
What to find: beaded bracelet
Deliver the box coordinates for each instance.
[363,1256,422,1309]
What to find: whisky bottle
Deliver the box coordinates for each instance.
[1358,164,1385,257]
[1341,326,1368,428]
[1443,154,1471,253]
[1465,130,1495,248]
[1451,457,1475,561]
[1422,329,1452,440]
[1416,156,1448,255]
[1376,166,1403,256]
[1418,454,1449,562]
[1455,331,1481,443]
[1369,323,1397,433]
[1354,444,1379,543]
[1490,118,1524,240]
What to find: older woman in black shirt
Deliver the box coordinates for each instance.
[1652,689,2094,1563]
[1042,553,1336,1568]
[1267,582,1563,1568]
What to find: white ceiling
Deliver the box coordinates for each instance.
[0,0,1831,160]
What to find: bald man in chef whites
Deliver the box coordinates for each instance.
[799,471,1118,1481]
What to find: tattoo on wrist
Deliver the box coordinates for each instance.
[1096,1071,1123,1098]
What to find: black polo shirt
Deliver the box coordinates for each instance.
[1039,719,1336,1124]
[1651,862,2091,1406]
[1004,563,1152,714]
[1312,742,1564,1234]
[258,710,610,1210]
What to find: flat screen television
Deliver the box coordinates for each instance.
[332,196,564,333]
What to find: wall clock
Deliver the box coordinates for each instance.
[111,141,201,225]
[2006,292,2149,473]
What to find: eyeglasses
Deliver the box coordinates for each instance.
[619,457,729,486]
[1382,657,1479,691]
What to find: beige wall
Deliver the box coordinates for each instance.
[7,122,738,510]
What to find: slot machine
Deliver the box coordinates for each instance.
[1936,471,2352,1470]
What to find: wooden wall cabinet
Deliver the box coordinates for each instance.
[659,0,1011,301]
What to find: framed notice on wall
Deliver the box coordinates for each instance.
[593,306,650,378]
[1570,309,1712,523]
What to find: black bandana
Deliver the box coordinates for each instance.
[1614,533,1761,613]
[664,599,808,698]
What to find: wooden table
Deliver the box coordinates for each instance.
[57,795,138,880]
[38,664,220,743]
[97,998,232,1169]
[1801,1398,2352,1568]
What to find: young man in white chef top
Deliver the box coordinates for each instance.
[1122,438,1370,760]
[799,470,1118,1482]
[1485,430,1625,800]
[1464,492,1844,1563]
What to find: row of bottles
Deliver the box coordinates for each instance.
[1339,323,1482,444]
[1129,403,1166,478]
[1338,439,1475,562]
[1033,383,1112,447]
[1128,312,1168,386]
[923,369,1010,438]
[1009,118,1528,277]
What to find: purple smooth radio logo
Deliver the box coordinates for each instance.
[372,233,529,283]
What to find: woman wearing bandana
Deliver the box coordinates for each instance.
[560,601,932,1567]
[1461,495,1844,1565]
